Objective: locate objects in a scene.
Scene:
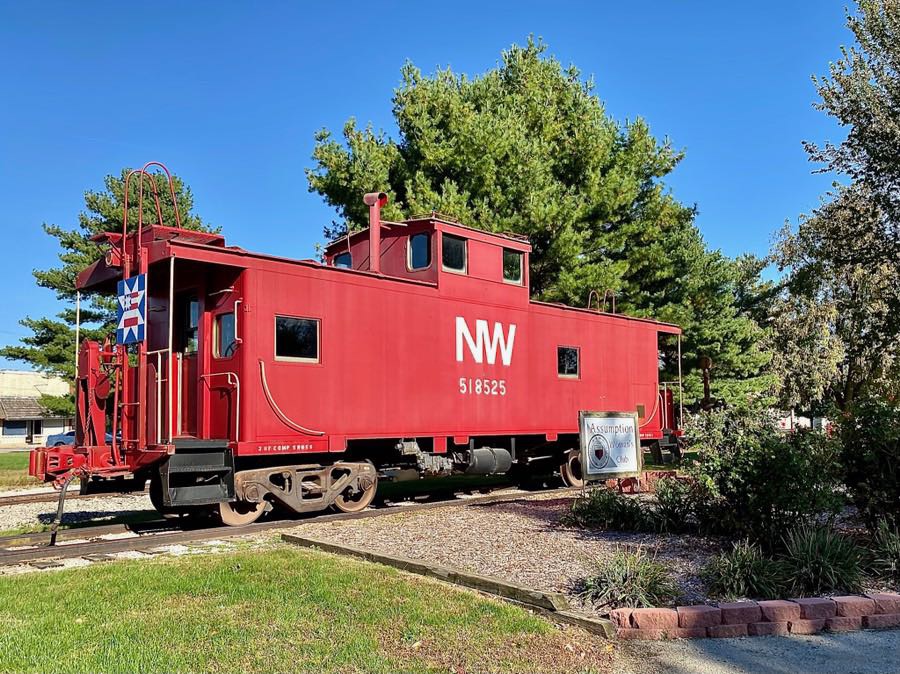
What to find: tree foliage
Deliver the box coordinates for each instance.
[806,0,900,238]
[771,185,900,410]
[307,39,771,405]
[771,1,900,412]
[0,170,209,413]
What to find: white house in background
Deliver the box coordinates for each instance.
[0,370,73,448]
[777,410,833,434]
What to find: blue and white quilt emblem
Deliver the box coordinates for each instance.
[116,274,146,344]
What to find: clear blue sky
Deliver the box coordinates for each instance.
[0,1,850,366]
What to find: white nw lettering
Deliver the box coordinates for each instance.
[455,317,516,366]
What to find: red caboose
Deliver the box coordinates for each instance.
[30,165,683,525]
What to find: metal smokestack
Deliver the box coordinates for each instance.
[362,192,388,274]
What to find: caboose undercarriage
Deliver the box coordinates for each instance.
[30,164,683,526]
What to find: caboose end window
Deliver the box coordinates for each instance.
[334,252,352,269]
[503,248,523,284]
[214,313,237,358]
[275,316,320,363]
[442,233,467,273]
[557,346,580,378]
[408,232,432,270]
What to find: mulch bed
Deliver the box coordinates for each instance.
[285,491,723,615]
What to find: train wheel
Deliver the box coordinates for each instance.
[148,472,181,519]
[560,449,584,489]
[333,472,378,513]
[218,500,264,526]
[149,472,165,513]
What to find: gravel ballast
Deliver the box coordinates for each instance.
[0,493,154,532]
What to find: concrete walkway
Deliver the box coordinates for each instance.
[615,630,900,674]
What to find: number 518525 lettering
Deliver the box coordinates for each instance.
[459,377,507,396]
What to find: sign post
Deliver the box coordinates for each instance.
[578,411,642,480]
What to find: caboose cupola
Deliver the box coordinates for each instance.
[323,201,532,302]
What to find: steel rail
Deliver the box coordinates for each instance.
[0,518,173,549]
[0,486,578,568]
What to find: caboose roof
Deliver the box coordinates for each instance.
[78,222,681,335]
[323,216,532,254]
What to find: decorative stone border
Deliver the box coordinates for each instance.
[610,594,900,640]
[281,533,899,643]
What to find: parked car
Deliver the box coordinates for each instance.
[45,430,75,447]
[44,430,118,447]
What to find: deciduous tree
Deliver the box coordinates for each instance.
[772,0,900,412]
[771,185,900,411]
[806,0,900,243]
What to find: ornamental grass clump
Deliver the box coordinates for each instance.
[700,540,788,600]
[580,546,679,609]
[563,486,651,532]
[651,477,695,533]
[867,520,900,582]
[781,525,864,596]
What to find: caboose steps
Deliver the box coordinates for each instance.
[158,445,235,508]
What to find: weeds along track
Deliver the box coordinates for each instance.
[0,486,577,569]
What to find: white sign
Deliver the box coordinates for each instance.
[579,411,642,478]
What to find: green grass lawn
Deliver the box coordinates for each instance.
[0,452,37,490]
[0,546,610,674]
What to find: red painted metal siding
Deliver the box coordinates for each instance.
[214,248,672,455]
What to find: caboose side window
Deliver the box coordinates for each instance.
[275,316,320,363]
[442,233,467,273]
[334,252,352,269]
[408,232,432,270]
[503,248,523,284]
[557,346,580,378]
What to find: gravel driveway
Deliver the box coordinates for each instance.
[285,491,720,612]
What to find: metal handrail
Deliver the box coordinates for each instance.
[200,371,241,442]
[258,359,324,436]
[147,349,170,444]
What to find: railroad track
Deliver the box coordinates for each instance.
[0,486,577,569]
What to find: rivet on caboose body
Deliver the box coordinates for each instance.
[30,169,683,526]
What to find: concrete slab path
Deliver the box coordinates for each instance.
[615,629,900,674]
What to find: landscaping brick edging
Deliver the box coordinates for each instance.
[610,594,900,640]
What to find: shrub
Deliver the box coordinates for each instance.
[781,525,864,596]
[701,540,788,600]
[839,395,900,530]
[580,546,680,609]
[867,520,900,582]
[652,477,695,533]
[685,408,845,548]
[563,486,651,531]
